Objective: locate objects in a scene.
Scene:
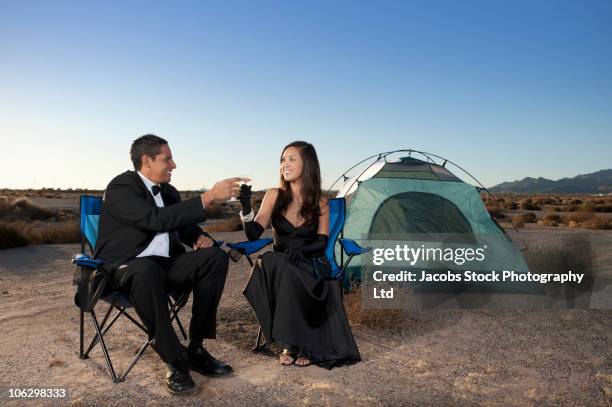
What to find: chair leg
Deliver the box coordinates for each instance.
[79,309,84,359]
[84,303,121,358]
[81,295,182,383]
[86,308,153,383]
[253,326,265,352]
[118,337,153,382]
[89,309,119,383]
[121,310,149,334]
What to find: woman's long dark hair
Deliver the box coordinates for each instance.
[273,141,322,226]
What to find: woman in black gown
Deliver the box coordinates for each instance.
[238,141,360,368]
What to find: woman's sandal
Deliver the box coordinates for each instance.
[295,354,312,367]
[279,349,296,365]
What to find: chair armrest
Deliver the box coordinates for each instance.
[226,238,274,256]
[72,253,106,269]
[339,238,372,256]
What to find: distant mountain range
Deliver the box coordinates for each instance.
[489,169,612,194]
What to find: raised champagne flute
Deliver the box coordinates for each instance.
[228,175,252,203]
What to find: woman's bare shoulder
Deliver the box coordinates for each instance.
[261,188,280,207]
[265,188,280,199]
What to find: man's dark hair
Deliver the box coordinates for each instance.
[130,134,168,170]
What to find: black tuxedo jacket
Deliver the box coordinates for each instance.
[94,171,208,270]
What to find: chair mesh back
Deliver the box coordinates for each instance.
[80,195,102,251]
[325,198,346,279]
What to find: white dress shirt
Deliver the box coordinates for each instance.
[136,171,170,258]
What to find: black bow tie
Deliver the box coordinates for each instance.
[151,185,161,196]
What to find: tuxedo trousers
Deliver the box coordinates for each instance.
[112,247,229,363]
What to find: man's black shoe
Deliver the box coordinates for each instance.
[165,361,196,395]
[187,344,233,376]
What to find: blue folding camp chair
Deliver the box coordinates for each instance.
[226,197,371,351]
[71,195,197,383]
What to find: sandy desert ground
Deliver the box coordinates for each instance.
[0,228,611,406]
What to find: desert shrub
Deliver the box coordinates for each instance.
[0,197,55,221]
[577,203,595,212]
[0,221,80,249]
[0,223,29,249]
[594,204,612,213]
[534,197,558,206]
[519,200,540,211]
[26,222,81,244]
[512,213,537,228]
[538,213,562,227]
[504,201,518,210]
[582,215,612,230]
[565,198,583,205]
[561,212,594,225]
[543,213,562,223]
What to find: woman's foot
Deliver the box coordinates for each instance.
[279,349,296,365]
[295,355,311,367]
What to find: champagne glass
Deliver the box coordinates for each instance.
[228,175,252,203]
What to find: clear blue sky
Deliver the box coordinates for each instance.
[1,0,610,190]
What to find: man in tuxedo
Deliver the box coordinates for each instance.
[94,134,241,394]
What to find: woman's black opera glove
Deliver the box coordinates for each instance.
[243,220,264,241]
[238,184,264,241]
[239,184,252,214]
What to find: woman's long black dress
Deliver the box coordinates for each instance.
[243,213,361,369]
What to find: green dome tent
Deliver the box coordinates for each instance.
[331,150,540,294]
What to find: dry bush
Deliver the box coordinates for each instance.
[534,197,559,206]
[203,217,243,233]
[537,213,562,227]
[27,222,81,244]
[577,203,596,212]
[582,215,612,230]
[0,221,80,249]
[343,285,405,331]
[519,199,540,211]
[561,212,594,225]
[504,201,518,210]
[0,197,55,221]
[557,212,611,230]
[593,203,612,213]
[564,198,583,205]
[512,212,537,227]
[0,223,29,249]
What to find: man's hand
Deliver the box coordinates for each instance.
[201,177,247,206]
[192,234,214,251]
